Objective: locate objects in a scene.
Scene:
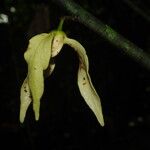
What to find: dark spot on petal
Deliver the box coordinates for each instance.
[29,94,32,99]
[24,86,27,91]
[83,77,85,80]
[83,82,86,85]
[24,89,27,92]
[34,67,36,70]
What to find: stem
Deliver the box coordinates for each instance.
[57,16,78,31]
[53,0,150,70]
[57,17,65,31]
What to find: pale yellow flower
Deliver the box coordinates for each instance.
[20,30,104,126]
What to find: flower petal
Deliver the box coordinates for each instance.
[64,38,104,126]
[24,33,54,120]
[51,31,65,57]
[20,77,32,123]
[44,62,55,78]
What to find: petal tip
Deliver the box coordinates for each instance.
[33,102,40,121]
[100,119,105,127]
[19,114,25,124]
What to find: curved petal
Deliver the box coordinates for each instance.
[24,33,54,120]
[64,37,104,126]
[28,65,43,121]
[44,62,56,78]
[24,33,49,65]
[20,77,32,123]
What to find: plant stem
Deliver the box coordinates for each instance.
[57,17,65,31]
[53,0,150,70]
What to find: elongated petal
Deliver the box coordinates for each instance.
[64,38,104,126]
[24,33,54,120]
[20,77,32,123]
[28,65,43,121]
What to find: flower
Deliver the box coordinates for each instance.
[20,30,104,126]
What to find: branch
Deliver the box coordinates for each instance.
[53,0,150,70]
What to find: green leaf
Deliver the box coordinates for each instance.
[64,37,104,126]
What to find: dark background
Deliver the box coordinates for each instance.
[0,0,150,149]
